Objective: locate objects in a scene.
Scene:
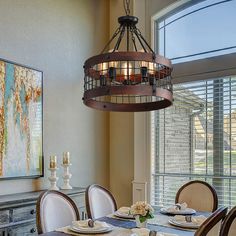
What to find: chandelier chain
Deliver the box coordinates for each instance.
[123,0,131,15]
[130,29,138,51]
[133,27,147,52]
[134,27,156,55]
[114,25,126,51]
[101,26,122,53]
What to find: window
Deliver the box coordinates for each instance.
[151,77,236,208]
[157,0,236,64]
[151,0,236,208]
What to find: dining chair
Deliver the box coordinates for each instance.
[175,180,218,212]
[36,190,80,234]
[86,184,117,219]
[195,207,228,236]
[220,206,236,236]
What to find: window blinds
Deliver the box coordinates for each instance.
[151,77,236,208]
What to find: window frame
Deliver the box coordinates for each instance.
[155,0,236,63]
[151,0,236,85]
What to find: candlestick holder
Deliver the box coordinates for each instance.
[61,164,72,190]
[48,168,59,190]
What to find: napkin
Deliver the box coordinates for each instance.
[173,215,207,225]
[117,206,131,214]
[166,202,188,212]
[191,215,207,224]
[174,215,188,223]
[72,219,109,230]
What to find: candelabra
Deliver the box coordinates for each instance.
[61,164,72,190]
[48,168,59,190]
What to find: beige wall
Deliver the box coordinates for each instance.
[109,112,134,207]
[0,0,109,195]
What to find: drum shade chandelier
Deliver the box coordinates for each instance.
[83,0,173,112]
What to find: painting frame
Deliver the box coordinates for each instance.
[0,57,44,180]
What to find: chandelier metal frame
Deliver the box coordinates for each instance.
[83,0,173,112]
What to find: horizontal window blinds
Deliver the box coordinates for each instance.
[151,77,236,208]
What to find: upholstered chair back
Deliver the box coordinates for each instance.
[176,180,218,212]
[220,206,236,236]
[86,184,117,219]
[36,190,80,234]
[195,207,227,236]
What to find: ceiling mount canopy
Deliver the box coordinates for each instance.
[83,0,173,112]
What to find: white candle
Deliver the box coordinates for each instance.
[50,155,57,169]
[63,152,70,165]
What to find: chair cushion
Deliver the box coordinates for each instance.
[228,219,236,236]
[41,193,77,232]
[89,187,116,219]
[206,221,222,236]
[178,183,214,212]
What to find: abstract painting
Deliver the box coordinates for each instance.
[0,59,43,178]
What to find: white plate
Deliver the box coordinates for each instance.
[168,218,200,229]
[160,207,196,215]
[114,211,135,219]
[69,224,114,234]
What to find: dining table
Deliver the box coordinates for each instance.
[39,210,210,236]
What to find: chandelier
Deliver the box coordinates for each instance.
[83,0,173,112]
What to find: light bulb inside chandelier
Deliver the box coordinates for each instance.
[83,1,173,112]
[122,62,132,81]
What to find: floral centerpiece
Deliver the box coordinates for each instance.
[130,201,154,228]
